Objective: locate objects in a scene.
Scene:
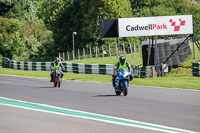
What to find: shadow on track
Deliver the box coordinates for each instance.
[93,95,120,97]
[39,86,55,88]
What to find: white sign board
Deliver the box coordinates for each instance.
[118,15,193,37]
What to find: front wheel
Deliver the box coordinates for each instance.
[115,88,121,96]
[123,82,128,96]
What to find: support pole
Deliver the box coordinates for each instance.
[109,44,111,57]
[96,46,98,58]
[152,36,154,48]
[102,45,104,58]
[147,37,153,66]
[78,49,80,60]
[90,46,92,58]
[123,42,126,57]
[129,42,133,54]
[83,48,85,59]
[72,34,75,60]
[67,51,69,61]
[116,43,118,59]
[193,40,196,59]
[63,52,65,61]
[191,35,200,51]
[118,38,120,56]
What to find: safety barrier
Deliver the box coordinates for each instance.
[2,57,155,78]
[192,62,200,77]
[140,66,156,78]
[2,57,10,68]
[1,57,113,75]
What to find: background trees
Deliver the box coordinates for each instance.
[0,0,53,60]
[0,0,200,61]
[51,0,133,54]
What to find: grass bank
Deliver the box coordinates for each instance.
[68,53,143,66]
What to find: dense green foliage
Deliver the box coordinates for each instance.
[0,16,53,60]
[0,0,53,60]
[51,0,133,52]
[0,0,200,61]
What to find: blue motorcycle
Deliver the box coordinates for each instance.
[114,68,131,96]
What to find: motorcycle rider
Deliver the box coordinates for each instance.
[50,57,64,82]
[112,56,133,87]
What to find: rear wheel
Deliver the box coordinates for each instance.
[123,82,128,96]
[54,78,57,87]
[58,78,60,87]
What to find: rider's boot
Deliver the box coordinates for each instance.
[112,76,115,87]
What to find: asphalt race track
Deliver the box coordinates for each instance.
[0,75,200,133]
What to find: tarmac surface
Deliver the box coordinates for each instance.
[0,75,199,133]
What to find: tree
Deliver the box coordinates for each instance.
[0,0,55,60]
[0,17,53,60]
[37,0,66,28]
[1,0,38,21]
[51,0,133,54]
[22,19,54,61]
[0,0,14,16]
[0,17,26,59]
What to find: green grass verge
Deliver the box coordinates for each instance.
[68,53,143,66]
[132,76,200,90]
[0,66,199,90]
[0,66,112,83]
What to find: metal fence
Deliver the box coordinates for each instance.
[59,43,139,61]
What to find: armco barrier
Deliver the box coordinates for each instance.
[2,57,114,75]
[62,63,114,75]
[192,62,200,77]
[2,57,155,78]
[2,57,10,68]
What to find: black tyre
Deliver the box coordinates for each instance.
[54,78,57,87]
[58,78,61,88]
[54,82,57,87]
[123,83,128,96]
[115,88,121,96]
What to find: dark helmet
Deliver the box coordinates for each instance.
[119,56,126,65]
[54,57,60,64]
